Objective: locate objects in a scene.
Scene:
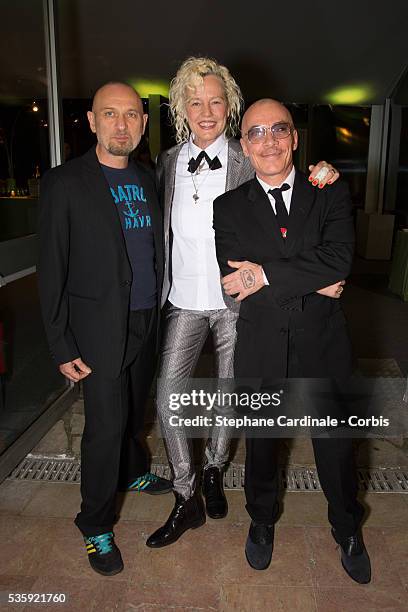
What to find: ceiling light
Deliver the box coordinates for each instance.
[324,84,374,105]
[130,79,169,98]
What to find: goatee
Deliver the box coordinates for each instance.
[107,142,135,156]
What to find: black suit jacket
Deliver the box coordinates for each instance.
[213,170,355,380]
[38,147,163,378]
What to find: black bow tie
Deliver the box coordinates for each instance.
[187,150,222,173]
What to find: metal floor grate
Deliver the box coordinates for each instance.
[357,468,408,492]
[7,455,408,493]
[10,456,82,483]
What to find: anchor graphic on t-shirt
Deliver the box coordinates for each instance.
[123,200,139,218]
[122,200,151,230]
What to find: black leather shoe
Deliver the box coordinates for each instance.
[202,466,228,519]
[332,529,371,584]
[146,492,206,548]
[245,521,274,570]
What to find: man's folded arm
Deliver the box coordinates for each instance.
[263,183,354,303]
[37,171,79,364]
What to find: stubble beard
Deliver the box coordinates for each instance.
[107,141,135,156]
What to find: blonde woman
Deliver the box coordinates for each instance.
[147,57,340,548]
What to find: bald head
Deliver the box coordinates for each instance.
[92,82,143,113]
[240,98,298,186]
[87,82,147,168]
[241,99,293,135]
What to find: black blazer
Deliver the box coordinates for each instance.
[213,171,355,380]
[38,147,163,378]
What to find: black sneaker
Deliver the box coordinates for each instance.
[84,532,123,576]
[124,472,173,495]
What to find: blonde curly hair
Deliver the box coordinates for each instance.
[169,56,243,144]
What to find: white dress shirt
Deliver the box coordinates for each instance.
[256,165,296,213]
[169,133,228,310]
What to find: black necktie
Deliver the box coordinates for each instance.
[268,183,290,238]
[187,150,222,173]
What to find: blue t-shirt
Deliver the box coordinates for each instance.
[101,163,157,310]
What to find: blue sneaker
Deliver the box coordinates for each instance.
[84,532,123,576]
[125,472,173,495]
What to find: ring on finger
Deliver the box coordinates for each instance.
[314,167,330,182]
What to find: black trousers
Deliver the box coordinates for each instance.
[245,435,364,538]
[244,333,364,539]
[75,307,157,537]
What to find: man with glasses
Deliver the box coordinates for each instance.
[213,99,371,583]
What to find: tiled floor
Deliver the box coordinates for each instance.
[0,261,407,611]
[0,489,407,611]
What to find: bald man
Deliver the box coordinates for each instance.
[213,99,371,583]
[38,82,171,576]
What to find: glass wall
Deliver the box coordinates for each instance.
[0,3,51,242]
[395,108,408,227]
[309,105,371,207]
[0,1,67,461]
[0,276,65,452]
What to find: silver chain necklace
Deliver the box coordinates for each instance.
[188,143,221,203]
[190,165,211,203]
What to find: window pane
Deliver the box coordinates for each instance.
[310,105,370,206]
[0,1,50,242]
[0,2,66,458]
[0,275,67,454]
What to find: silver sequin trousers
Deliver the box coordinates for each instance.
[156,303,238,499]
